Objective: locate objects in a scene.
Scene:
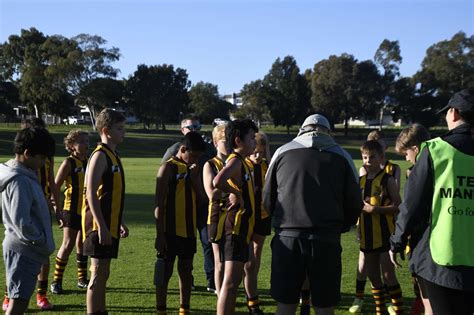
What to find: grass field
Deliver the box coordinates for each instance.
[0,124,418,314]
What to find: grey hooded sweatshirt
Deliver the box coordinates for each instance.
[0,159,55,264]
[263,132,362,235]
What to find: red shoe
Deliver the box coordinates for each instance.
[410,297,424,315]
[2,297,9,311]
[36,295,53,310]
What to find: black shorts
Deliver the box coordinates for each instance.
[270,234,342,307]
[360,245,390,253]
[219,234,249,263]
[60,210,82,230]
[161,234,196,260]
[253,217,271,236]
[82,231,120,259]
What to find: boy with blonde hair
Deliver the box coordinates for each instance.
[359,140,403,315]
[51,129,90,294]
[203,123,229,296]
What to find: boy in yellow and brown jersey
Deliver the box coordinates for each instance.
[243,132,270,315]
[213,119,258,315]
[350,129,401,314]
[154,132,206,315]
[203,123,230,296]
[82,109,128,315]
[51,129,89,295]
[359,140,403,315]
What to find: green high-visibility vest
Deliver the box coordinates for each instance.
[422,138,474,266]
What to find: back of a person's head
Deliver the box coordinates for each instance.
[395,124,431,154]
[360,140,384,156]
[367,129,385,141]
[226,119,258,150]
[96,109,126,133]
[21,117,46,130]
[212,123,227,142]
[14,128,56,158]
[181,131,206,152]
[181,116,200,126]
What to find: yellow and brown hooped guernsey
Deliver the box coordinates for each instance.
[37,157,52,199]
[207,157,227,242]
[82,143,125,240]
[63,156,87,215]
[383,160,398,177]
[359,170,394,251]
[247,158,269,221]
[164,156,197,238]
[225,152,255,244]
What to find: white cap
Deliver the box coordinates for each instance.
[298,114,331,136]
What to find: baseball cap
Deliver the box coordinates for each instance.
[437,89,474,114]
[298,114,331,136]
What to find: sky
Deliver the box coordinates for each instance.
[0,0,472,95]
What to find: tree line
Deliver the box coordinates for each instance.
[0,27,472,132]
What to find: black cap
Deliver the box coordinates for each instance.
[437,89,474,114]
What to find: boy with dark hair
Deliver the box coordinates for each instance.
[82,108,129,315]
[154,131,206,315]
[359,140,403,315]
[0,128,56,315]
[3,118,59,311]
[214,119,258,315]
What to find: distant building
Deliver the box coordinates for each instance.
[223,93,243,107]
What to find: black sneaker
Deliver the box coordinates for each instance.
[50,282,63,294]
[300,304,310,315]
[249,308,264,315]
[77,279,89,289]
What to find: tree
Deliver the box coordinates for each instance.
[0,81,19,117]
[0,28,81,117]
[189,82,233,124]
[126,64,190,129]
[80,78,125,113]
[415,31,474,101]
[311,54,383,134]
[235,80,271,126]
[69,34,120,129]
[374,39,402,127]
[374,39,402,82]
[263,56,310,134]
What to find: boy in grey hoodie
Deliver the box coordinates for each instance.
[0,127,56,315]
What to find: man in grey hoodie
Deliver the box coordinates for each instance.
[0,127,56,315]
[263,114,362,315]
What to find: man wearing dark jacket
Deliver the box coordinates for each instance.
[263,114,362,315]
[390,89,474,315]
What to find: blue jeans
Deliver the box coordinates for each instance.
[197,224,214,282]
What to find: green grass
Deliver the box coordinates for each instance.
[0,124,417,314]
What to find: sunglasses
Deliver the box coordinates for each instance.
[184,124,201,131]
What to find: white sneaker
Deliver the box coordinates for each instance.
[349,298,364,313]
